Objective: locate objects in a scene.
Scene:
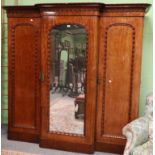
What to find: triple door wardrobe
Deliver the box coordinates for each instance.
[4,3,150,154]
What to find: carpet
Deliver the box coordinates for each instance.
[49,92,84,135]
[1,149,39,155]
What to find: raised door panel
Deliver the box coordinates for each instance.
[104,25,133,136]
[14,25,37,128]
[96,17,144,153]
[8,18,40,142]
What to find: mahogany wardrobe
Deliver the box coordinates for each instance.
[4,3,150,154]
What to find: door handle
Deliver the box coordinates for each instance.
[39,71,44,82]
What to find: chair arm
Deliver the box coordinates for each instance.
[122,116,149,155]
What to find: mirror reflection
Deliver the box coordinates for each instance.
[49,24,86,135]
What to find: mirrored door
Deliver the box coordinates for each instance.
[40,16,98,153]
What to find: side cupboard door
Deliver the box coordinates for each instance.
[96,17,144,153]
[8,17,41,142]
[40,16,98,153]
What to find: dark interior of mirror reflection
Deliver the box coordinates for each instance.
[49,24,86,135]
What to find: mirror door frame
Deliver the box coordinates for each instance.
[40,15,98,153]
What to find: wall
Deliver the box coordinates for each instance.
[1,0,153,124]
[1,0,18,124]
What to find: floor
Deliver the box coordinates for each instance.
[1,125,119,155]
[49,92,84,134]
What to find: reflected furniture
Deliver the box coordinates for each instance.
[122,93,153,155]
[4,3,150,154]
[75,94,85,119]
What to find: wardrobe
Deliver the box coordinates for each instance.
[4,3,150,154]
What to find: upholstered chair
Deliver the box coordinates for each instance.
[122,93,153,155]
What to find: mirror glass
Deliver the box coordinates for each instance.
[49,24,86,135]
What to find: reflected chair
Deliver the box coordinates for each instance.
[75,94,85,119]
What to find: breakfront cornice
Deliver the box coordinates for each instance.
[4,3,151,17]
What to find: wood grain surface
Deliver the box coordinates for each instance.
[4,3,149,153]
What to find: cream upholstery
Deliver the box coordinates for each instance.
[122,93,153,155]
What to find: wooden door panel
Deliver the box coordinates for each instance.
[8,18,40,142]
[14,25,36,128]
[104,25,133,136]
[96,17,144,153]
